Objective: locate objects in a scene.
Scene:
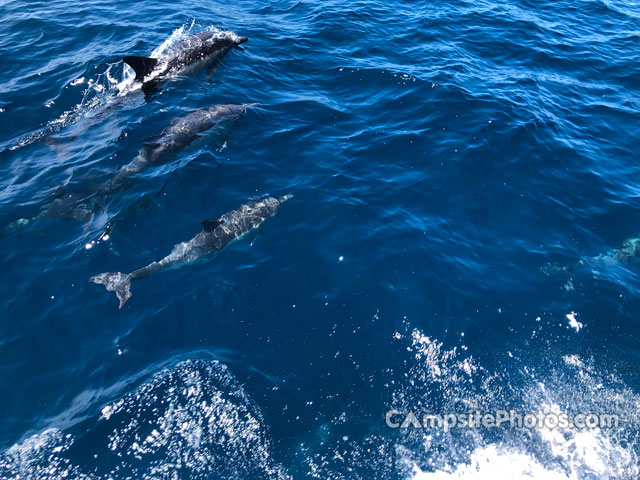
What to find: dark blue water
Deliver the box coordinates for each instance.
[1,0,639,478]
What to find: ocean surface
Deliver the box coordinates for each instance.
[0,0,639,478]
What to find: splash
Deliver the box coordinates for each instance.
[393,326,640,480]
[6,60,137,152]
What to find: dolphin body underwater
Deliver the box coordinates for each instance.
[99,103,257,194]
[90,195,293,309]
[124,30,248,95]
[2,104,256,237]
[542,235,640,290]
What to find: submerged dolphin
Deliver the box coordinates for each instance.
[90,195,292,308]
[2,104,255,237]
[586,236,640,265]
[124,31,248,94]
[99,103,257,194]
[542,235,640,290]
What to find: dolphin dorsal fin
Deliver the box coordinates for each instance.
[202,219,223,232]
[123,55,158,82]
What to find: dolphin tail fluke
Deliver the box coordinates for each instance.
[540,262,574,292]
[1,217,34,238]
[540,262,567,277]
[90,272,132,309]
[41,135,78,160]
[123,55,158,82]
[41,135,78,147]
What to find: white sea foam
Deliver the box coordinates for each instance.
[411,445,570,480]
[566,312,583,332]
[409,423,638,480]
[0,360,290,480]
[393,322,639,480]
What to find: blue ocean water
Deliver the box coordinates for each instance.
[0,0,639,478]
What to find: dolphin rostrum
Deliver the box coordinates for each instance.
[2,104,255,237]
[90,195,293,308]
[124,30,248,94]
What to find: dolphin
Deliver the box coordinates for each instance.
[586,236,640,265]
[541,235,640,291]
[5,29,247,152]
[90,195,293,308]
[2,104,255,237]
[124,31,248,94]
[99,103,257,194]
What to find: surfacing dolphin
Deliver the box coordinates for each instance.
[90,195,293,308]
[124,30,248,95]
[5,30,248,152]
[2,103,255,237]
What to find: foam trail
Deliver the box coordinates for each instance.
[5,61,137,152]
